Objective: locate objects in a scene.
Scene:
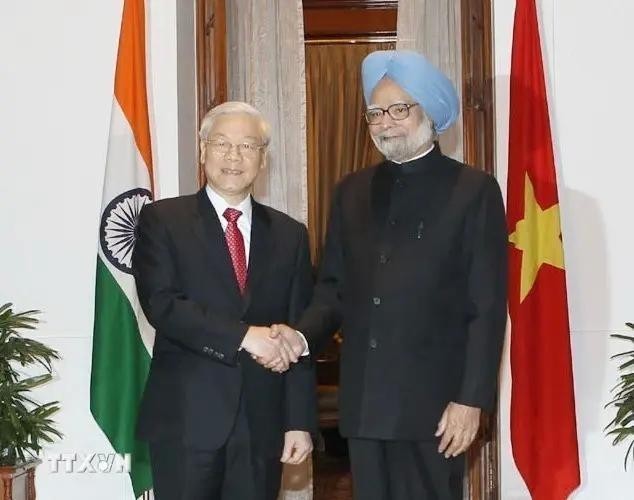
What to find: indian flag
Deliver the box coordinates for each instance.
[90,0,154,496]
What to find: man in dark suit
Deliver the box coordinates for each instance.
[270,50,508,499]
[132,101,316,500]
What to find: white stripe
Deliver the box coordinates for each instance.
[101,99,153,206]
[98,98,154,354]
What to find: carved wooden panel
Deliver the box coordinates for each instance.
[304,0,396,39]
[195,0,227,186]
[196,0,227,121]
[461,0,495,175]
[461,0,498,498]
[303,0,397,8]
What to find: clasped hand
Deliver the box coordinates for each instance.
[241,324,305,373]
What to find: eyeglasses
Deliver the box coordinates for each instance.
[363,103,420,125]
[203,139,265,158]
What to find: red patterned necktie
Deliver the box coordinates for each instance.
[222,208,247,294]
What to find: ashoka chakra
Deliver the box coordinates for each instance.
[99,188,153,274]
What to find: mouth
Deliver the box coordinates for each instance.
[377,129,406,139]
[378,134,405,141]
[221,168,244,176]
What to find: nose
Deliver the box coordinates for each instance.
[224,144,242,161]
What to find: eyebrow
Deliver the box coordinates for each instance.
[367,102,409,109]
[210,133,260,142]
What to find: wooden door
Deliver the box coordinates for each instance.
[304,1,499,498]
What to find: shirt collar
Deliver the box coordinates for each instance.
[205,185,253,225]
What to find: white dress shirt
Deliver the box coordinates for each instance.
[205,185,309,355]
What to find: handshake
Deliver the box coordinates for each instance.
[241,324,308,373]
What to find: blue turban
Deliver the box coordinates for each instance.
[361,50,459,133]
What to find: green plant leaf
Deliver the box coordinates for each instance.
[610,349,634,359]
[619,358,634,371]
[612,334,634,343]
[0,305,62,465]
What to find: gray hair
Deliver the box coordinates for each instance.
[198,101,271,146]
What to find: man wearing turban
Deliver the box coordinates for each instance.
[270,50,508,499]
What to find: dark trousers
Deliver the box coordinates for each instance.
[348,438,465,500]
[148,399,282,500]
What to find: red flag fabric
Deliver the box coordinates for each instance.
[507,0,581,498]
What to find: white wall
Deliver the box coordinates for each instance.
[0,1,183,498]
[494,1,634,498]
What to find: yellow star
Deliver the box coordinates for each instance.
[509,173,565,302]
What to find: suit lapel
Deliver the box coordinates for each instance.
[193,189,243,302]
[242,199,272,314]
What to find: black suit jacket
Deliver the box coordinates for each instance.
[297,147,508,440]
[132,189,317,456]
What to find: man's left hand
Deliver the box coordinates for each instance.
[435,402,481,458]
[281,430,313,464]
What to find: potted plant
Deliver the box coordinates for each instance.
[606,322,634,468]
[0,303,62,500]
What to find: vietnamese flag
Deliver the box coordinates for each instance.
[507,0,581,498]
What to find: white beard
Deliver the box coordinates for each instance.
[371,117,435,162]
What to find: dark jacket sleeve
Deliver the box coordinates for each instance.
[284,225,318,432]
[456,175,508,411]
[132,204,248,365]
[295,185,345,355]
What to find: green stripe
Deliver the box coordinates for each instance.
[90,257,152,497]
